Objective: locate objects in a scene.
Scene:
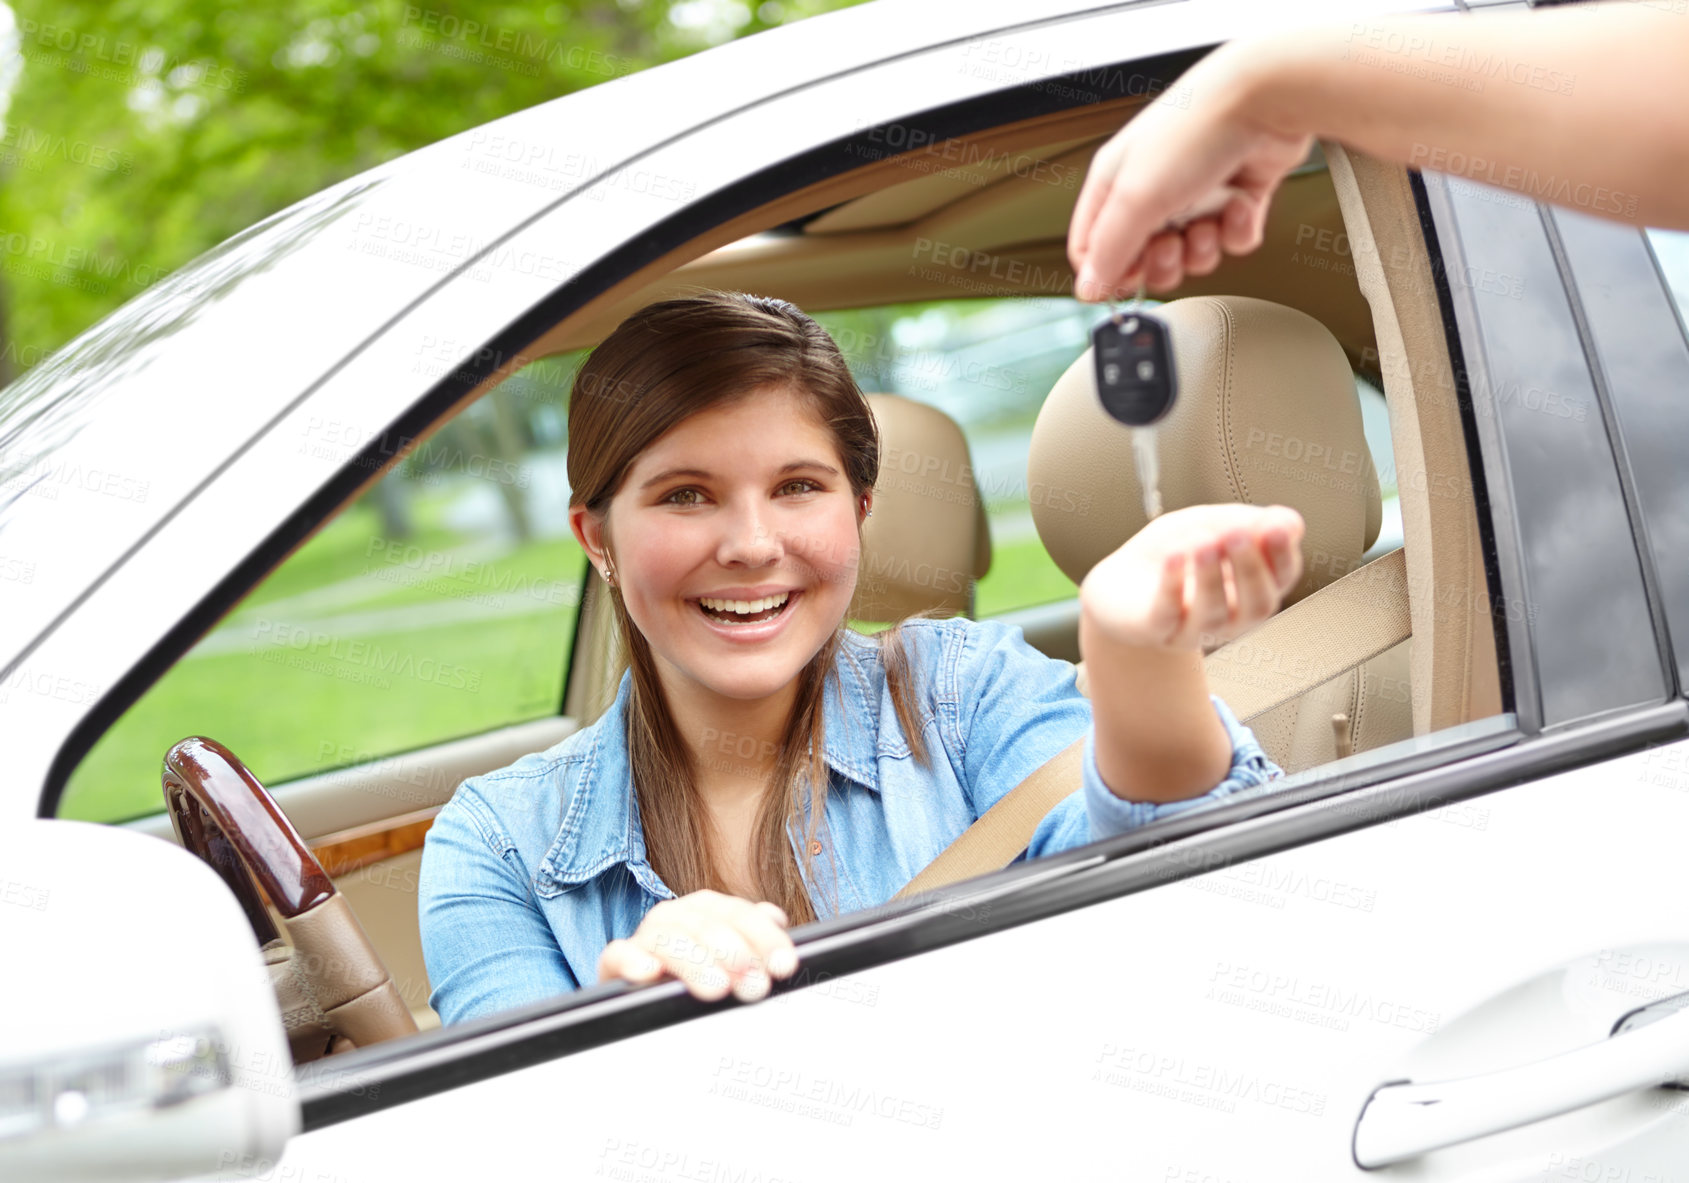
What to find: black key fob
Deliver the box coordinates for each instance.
[1093,309,1176,427]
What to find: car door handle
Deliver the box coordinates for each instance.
[1352,991,1689,1168]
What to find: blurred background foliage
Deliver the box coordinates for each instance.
[0,0,868,378]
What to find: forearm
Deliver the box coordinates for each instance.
[1228,2,1689,229]
[1078,606,1233,804]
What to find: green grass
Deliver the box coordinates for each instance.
[974,531,1078,619]
[62,605,583,824]
[60,496,590,823]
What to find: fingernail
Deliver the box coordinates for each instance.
[1077,266,1095,299]
[1225,531,1249,552]
[767,947,798,978]
[697,966,730,996]
[734,970,771,1002]
[630,952,660,977]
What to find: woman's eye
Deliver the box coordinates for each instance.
[662,479,822,506]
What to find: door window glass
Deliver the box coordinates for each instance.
[60,370,587,823]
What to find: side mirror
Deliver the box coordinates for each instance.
[0,818,299,1181]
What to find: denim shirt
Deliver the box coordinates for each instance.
[418,616,1280,1026]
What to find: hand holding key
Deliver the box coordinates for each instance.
[1067,40,1312,301]
[1079,504,1305,652]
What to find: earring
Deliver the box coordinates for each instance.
[603,560,617,588]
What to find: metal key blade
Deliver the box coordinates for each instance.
[1133,424,1162,520]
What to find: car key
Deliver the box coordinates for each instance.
[1092,283,1174,519]
[1083,185,1242,519]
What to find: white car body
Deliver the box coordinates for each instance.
[5,0,1689,1179]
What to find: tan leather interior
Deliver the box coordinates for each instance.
[565,571,625,732]
[847,394,992,623]
[1324,145,1502,733]
[1032,296,1383,609]
[533,139,1382,377]
[328,849,438,1029]
[264,936,340,1063]
[1029,293,1416,773]
[1211,549,1414,770]
[272,893,418,1062]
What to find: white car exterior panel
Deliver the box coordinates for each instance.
[10,1,1681,1178]
[272,740,1689,1180]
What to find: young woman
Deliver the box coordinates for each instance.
[418,290,1304,1025]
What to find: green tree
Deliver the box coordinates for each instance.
[0,0,869,381]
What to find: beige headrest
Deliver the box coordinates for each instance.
[1029,295,1380,608]
[850,394,991,622]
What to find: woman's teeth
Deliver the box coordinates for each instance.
[697,592,792,624]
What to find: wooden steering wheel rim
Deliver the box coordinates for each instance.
[163,736,416,1054]
[163,736,334,931]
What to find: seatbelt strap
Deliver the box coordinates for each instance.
[892,549,1411,900]
[893,736,1084,900]
[1201,548,1410,723]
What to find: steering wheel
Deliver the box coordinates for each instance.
[163,736,418,1063]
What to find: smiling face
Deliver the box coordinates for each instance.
[571,382,869,707]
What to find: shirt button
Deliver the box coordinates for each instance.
[809,840,823,856]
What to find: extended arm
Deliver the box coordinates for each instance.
[1078,614,1232,805]
[1070,1,1689,297]
[951,612,1279,859]
[1078,504,1303,804]
[1245,4,1689,228]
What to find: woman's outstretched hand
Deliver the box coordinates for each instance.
[597,889,800,1003]
[1080,504,1305,652]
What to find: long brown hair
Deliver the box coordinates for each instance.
[567,290,937,922]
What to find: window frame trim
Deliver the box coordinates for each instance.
[1418,170,1671,731]
[1549,214,1689,700]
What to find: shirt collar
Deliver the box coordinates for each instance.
[537,632,882,891]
